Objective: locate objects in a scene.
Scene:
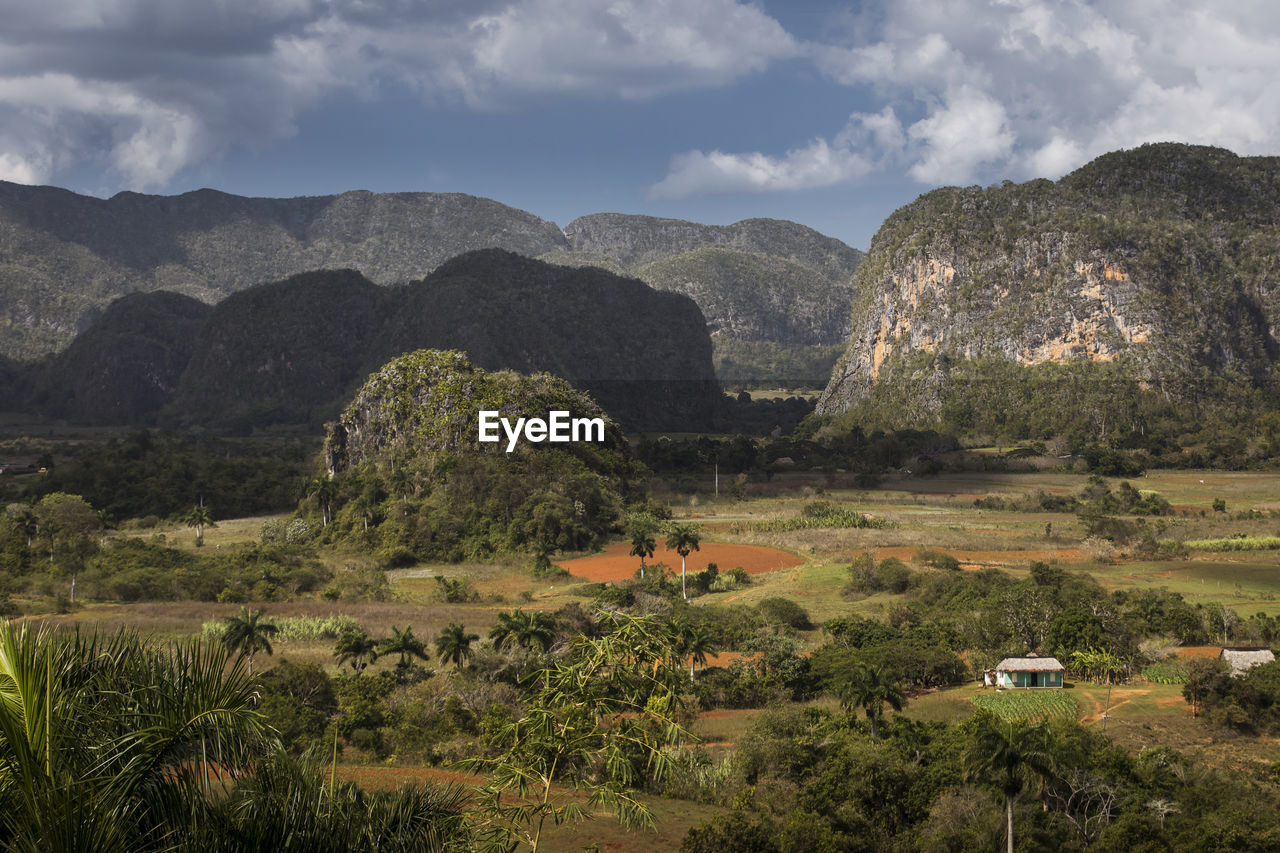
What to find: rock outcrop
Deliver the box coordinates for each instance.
[819,143,1280,419]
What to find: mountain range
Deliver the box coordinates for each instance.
[20,251,721,433]
[0,182,862,389]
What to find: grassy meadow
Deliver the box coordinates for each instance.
[22,465,1280,850]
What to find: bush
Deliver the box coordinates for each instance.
[914,548,960,571]
[756,597,813,631]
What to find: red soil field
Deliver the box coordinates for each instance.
[557,541,804,583]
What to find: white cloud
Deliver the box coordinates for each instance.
[649,138,870,199]
[0,0,797,188]
[654,0,1280,196]
[821,0,1280,183]
[905,86,1014,184]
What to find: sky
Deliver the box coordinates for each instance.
[2,1,1279,250]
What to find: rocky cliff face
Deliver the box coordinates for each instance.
[0,183,569,359]
[819,144,1280,418]
[559,213,862,347]
[324,349,627,474]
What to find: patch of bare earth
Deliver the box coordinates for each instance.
[557,542,804,583]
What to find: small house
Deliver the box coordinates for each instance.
[990,655,1065,689]
[1220,647,1275,676]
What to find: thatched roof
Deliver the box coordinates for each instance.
[996,656,1065,672]
[1220,648,1275,675]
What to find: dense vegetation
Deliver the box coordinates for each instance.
[26,430,312,521]
[316,350,646,563]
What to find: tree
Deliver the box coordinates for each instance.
[964,717,1055,853]
[381,625,430,671]
[461,611,690,852]
[1183,657,1229,718]
[490,609,555,653]
[335,628,380,676]
[33,491,100,603]
[0,620,469,851]
[0,620,265,850]
[675,621,718,683]
[308,476,338,527]
[222,606,279,677]
[436,622,480,670]
[840,662,906,740]
[5,502,36,547]
[185,501,217,547]
[627,515,657,579]
[665,523,702,602]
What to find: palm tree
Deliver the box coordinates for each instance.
[964,717,1056,853]
[6,502,37,547]
[185,501,216,547]
[207,746,471,851]
[381,625,430,671]
[0,620,265,850]
[221,606,279,676]
[436,622,480,670]
[627,517,656,579]
[308,476,338,526]
[840,663,906,741]
[490,609,555,653]
[675,622,718,683]
[664,523,702,601]
[335,628,380,675]
[0,620,470,851]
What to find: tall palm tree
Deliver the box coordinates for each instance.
[335,628,380,675]
[627,518,656,579]
[964,717,1056,853]
[222,606,279,676]
[675,622,718,683]
[840,662,906,741]
[185,501,216,547]
[664,523,702,601]
[308,476,338,526]
[381,625,430,670]
[490,609,555,653]
[436,623,480,670]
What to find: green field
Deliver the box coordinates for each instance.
[971,690,1080,723]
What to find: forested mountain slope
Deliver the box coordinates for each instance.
[10,250,720,433]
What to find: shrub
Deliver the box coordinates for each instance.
[756,597,813,631]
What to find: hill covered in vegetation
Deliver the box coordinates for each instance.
[818,143,1280,447]
[315,349,645,562]
[8,250,722,433]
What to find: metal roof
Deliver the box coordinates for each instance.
[996,657,1065,672]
